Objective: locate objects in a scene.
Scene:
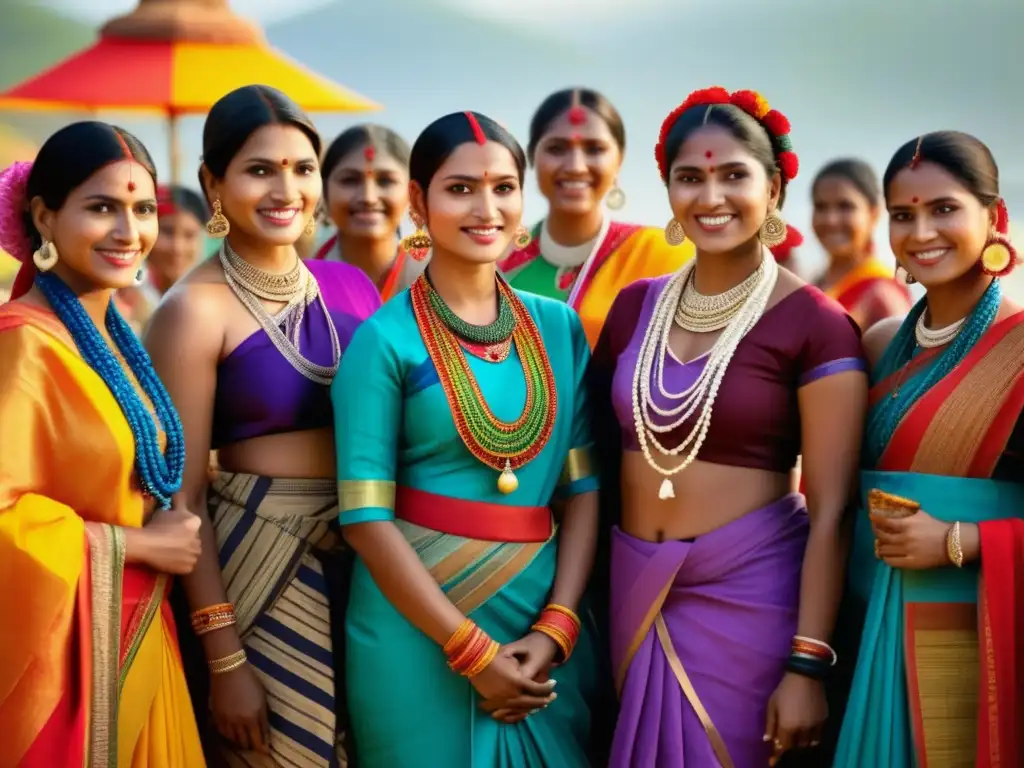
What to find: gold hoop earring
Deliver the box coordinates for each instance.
[303,217,317,238]
[33,241,58,271]
[606,182,626,211]
[759,211,787,248]
[400,217,432,261]
[206,199,229,238]
[664,218,686,246]
[513,225,532,250]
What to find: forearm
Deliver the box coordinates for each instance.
[86,521,153,566]
[344,521,465,646]
[958,521,981,564]
[795,515,846,642]
[547,491,598,612]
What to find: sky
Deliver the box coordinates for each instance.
[40,0,335,25]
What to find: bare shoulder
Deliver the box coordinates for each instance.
[862,316,905,367]
[767,263,807,307]
[145,262,228,353]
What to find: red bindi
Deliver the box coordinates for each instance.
[912,197,919,204]
[281,159,289,167]
[363,145,376,162]
[705,151,714,159]
[708,166,715,174]
[127,181,136,192]
[568,106,587,126]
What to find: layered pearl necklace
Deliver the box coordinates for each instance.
[632,253,779,500]
[914,312,965,348]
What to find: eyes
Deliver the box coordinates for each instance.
[446,181,518,195]
[673,169,749,184]
[541,141,609,158]
[89,202,157,216]
[334,172,400,189]
[890,203,958,222]
[247,161,318,177]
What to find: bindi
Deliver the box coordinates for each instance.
[911,197,919,204]
[568,88,587,126]
[364,145,376,178]
[281,158,289,167]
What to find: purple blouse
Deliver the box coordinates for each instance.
[211,259,380,449]
[597,277,865,473]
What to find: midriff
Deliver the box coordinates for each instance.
[216,426,336,479]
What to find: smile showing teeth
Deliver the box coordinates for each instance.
[911,248,949,263]
[96,249,139,263]
[259,209,299,221]
[558,180,590,189]
[465,227,500,235]
[697,214,734,227]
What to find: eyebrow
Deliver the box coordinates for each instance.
[673,161,747,173]
[246,156,318,165]
[890,196,959,209]
[442,174,518,183]
[85,194,157,205]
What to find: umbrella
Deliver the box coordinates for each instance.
[0,0,379,183]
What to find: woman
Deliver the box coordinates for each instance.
[590,87,869,767]
[498,87,694,347]
[145,86,380,767]
[315,124,425,300]
[0,123,204,765]
[334,111,600,766]
[833,131,1023,768]
[812,158,911,328]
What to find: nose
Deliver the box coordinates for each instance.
[113,208,140,244]
[474,188,499,222]
[696,178,726,207]
[360,177,380,205]
[564,145,587,174]
[911,214,937,242]
[273,170,298,203]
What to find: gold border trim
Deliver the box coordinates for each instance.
[339,479,396,512]
[86,524,125,768]
[559,445,595,485]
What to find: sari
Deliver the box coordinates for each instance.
[834,307,1024,768]
[313,236,426,302]
[333,290,601,766]
[0,302,204,767]
[499,221,694,347]
[822,256,910,328]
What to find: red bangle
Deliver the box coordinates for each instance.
[531,604,582,662]
[444,619,499,677]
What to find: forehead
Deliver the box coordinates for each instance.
[435,141,519,178]
[71,159,156,199]
[235,124,318,160]
[887,161,974,204]
[671,125,753,166]
[332,143,406,174]
[159,209,203,229]
[540,107,615,142]
[813,175,868,202]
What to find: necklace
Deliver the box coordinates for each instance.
[539,217,611,298]
[35,272,185,509]
[632,253,779,500]
[914,312,965,348]
[676,260,765,332]
[411,274,557,493]
[425,272,516,345]
[219,244,341,386]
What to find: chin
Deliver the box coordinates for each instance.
[551,197,595,216]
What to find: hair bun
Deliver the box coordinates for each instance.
[0,161,34,264]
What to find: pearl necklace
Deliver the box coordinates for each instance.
[676,259,765,332]
[632,253,779,500]
[914,312,965,348]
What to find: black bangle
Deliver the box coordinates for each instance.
[785,654,830,681]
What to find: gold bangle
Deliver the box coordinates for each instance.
[194,617,237,637]
[208,649,247,675]
[946,521,964,568]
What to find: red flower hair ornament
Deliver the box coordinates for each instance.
[654,86,799,184]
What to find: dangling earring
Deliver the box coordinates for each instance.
[303,216,317,237]
[134,264,147,287]
[980,228,1018,278]
[895,264,916,285]
[759,210,787,248]
[33,240,58,271]
[400,216,432,261]
[206,199,229,238]
[513,225,532,250]
[605,181,626,211]
[664,218,686,246]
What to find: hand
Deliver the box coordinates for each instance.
[871,509,952,570]
[140,505,202,574]
[485,633,559,723]
[210,662,270,753]
[764,672,827,766]
[471,646,556,723]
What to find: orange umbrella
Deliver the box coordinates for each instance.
[0,0,379,181]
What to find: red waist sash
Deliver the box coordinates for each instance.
[396,486,551,543]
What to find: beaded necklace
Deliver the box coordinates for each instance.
[425,273,516,344]
[410,274,557,493]
[866,279,1001,464]
[35,272,185,508]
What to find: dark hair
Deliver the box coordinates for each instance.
[24,121,156,250]
[663,104,788,207]
[409,112,527,192]
[527,87,625,164]
[158,184,208,223]
[200,85,321,194]
[321,124,410,189]
[883,131,999,206]
[813,158,881,206]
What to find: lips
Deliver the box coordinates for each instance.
[695,214,735,231]
[907,247,951,265]
[95,248,140,268]
[462,225,503,244]
[258,208,301,227]
[556,179,592,198]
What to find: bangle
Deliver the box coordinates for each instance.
[194,615,236,636]
[785,654,830,681]
[792,635,837,667]
[946,522,964,568]
[531,603,582,662]
[191,603,235,629]
[209,649,247,675]
[444,619,500,677]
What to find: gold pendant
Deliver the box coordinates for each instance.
[497,460,519,494]
[658,478,675,500]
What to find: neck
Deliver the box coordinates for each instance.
[427,248,499,325]
[924,269,993,329]
[224,232,298,273]
[48,265,116,328]
[545,208,604,247]
[693,237,764,294]
[337,233,397,286]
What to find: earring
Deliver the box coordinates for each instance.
[980,229,1018,278]
[664,218,686,246]
[206,199,229,238]
[606,181,626,211]
[33,240,58,271]
[303,217,317,237]
[513,225,532,250]
[758,211,787,248]
[134,264,146,287]
[895,264,916,285]
[400,218,432,261]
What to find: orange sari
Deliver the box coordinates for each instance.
[0,303,204,767]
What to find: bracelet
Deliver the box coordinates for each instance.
[208,649,247,675]
[191,602,235,627]
[792,635,837,667]
[194,615,237,637]
[444,619,500,677]
[531,604,582,662]
[946,522,964,568]
[785,654,830,681]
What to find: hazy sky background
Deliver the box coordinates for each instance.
[18,0,1024,282]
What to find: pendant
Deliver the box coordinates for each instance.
[658,478,675,500]
[497,460,519,494]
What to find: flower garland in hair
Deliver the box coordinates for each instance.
[0,161,37,301]
[770,225,804,264]
[654,86,799,184]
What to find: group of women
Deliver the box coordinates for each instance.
[0,80,1019,768]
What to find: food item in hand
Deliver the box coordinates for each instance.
[868,489,920,518]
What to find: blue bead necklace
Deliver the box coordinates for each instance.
[866,279,1001,465]
[35,272,185,508]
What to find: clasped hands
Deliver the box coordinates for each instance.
[472,632,559,724]
[870,507,956,570]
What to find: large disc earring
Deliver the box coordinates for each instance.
[400,217,432,261]
[513,225,532,250]
[206,199,230,238]
[758,211,787,248]
[33,240,58,271]
[605,181,626,211]
[664,218,686,246]
[980,230,1018,278]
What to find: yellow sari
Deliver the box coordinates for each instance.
[0,302,204,767]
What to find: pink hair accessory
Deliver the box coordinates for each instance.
[0,161,34,264]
